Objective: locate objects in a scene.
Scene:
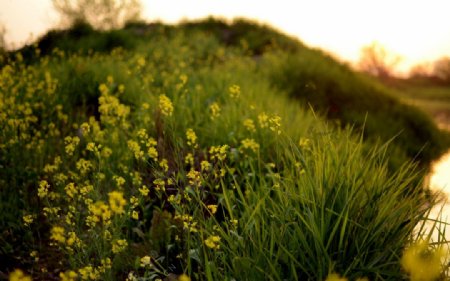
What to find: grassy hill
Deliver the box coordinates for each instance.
[1,18,449,280]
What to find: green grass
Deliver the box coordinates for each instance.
[264,51,450,171]
[1,18,449,280]
[390,83,450,129]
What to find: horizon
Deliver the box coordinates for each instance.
[1,0,450,74]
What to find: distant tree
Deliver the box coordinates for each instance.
[52,0,142,30]
[358,42,401,79]
[409,63,432,79]
[0,23,6,51]
[432,57,450,83]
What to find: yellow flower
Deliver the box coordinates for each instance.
[80,122,90,134]
[243,118,256,132]
[401,240,445,281]
[22,215,34,226]
[87,201,111,227]
[204,235,221,250]
[137,57,146,67]
[228,84,241,99]
[159,158,169,172]
[78,265,99,280]
[299,137,311,148]
[50,226,65,244]
[159,94,173,116]
[86,142,96,152]
[187,169,201,187]
[200,160,211,171]
[140,256,151,267]
[207,205,218,214]
[258,112,269,128]
[30,251,39,262]
[118,84,125,93]
[186,128,198,148]
[64,136,80,155]
[325,273,348,281]
[59,270,78,281]
[269,115,282,134]
[209,145,228,161]
[128,140,144,160]
[209,102,221,120]
[139,185,149,196]
[153,178,166,192]
[108,191,126,215]
[112,239,128,254]
[240,138,260,153]
[38,180,49,198]
[184,153,194,166]
[178,274,191,281]
[76,159,93,174]
[8,269,31,281]
[64,182,78,199]
[113,175,126,187]
[131,210,139,220]
[66,231,82,248]
[101,147,113,158]
[98,83,109,95]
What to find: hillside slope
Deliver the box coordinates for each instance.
[12,18,450,170]
[1,18,449,280]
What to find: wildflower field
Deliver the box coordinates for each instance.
[1,19,449,280]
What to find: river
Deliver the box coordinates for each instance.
[425,151,450,241]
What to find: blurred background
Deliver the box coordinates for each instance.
[1,0,450,75]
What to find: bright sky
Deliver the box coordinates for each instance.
[1,0,450,73]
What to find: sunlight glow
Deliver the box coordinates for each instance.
[1,0,450,73]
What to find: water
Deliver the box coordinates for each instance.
[425,151,450,241]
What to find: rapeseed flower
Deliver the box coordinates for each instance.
[178,274,191,281]
[38,180,49,198]
[159,94,173,116]
[153,178,166,192]
[64,136,80,155]
[139,185,149,196]
[185,153,194,166]
[78,265,99,280]
[209,145,228,161]
[131,210,139,220]
[108,191,126,215]
[401,240,445,281]
[159,158,169,172]
[204,235,221,250]
[207,205,218,214]
[128,140,144,160]
[209,102,221,120]
[187,169,201,187]
[22,214,34,226]
[240,138,260,153]
[59,270,78,281]
[325,273,347,281]
[50,226,66,244]
[186,128,198,148]
[112,239,128,254]
[140,256,151,267]
[243,118,256,132]
[200,160,211,172]
[258,112,269,128]
[87,201,111,227]
[269,115,282,134]
[8,269,31,281]
[228,84,241,99]
[64,183,78,200]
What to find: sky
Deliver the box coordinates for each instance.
[1,0,450,73]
